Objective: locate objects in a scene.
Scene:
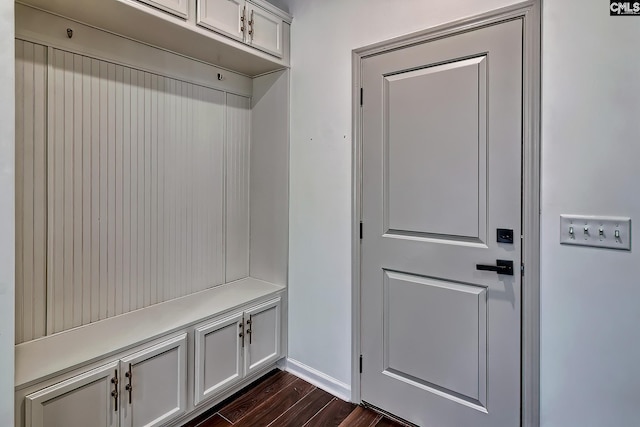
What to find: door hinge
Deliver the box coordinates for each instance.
[359,355,363,373]
[521,263,525,276]
[359,221,363,239]
[360,88,363,106]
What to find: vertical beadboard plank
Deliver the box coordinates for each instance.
[129,69,139,312]
[215,88,225,287]
[62,51,74,332]
[106,63,116,318]
[193,86,203,292]
[176,80,183,298]
[166,78,176,301]
[115,65,124,316]
[33,44,48,341]
[90,57,100,324]
[122,68,131,314]
[157,76,165,303]
[144,72,152,307]
[150,74,158,306]
[99,60,109,321]
[81,55,92,326]
[72,53,83,328]
[137,70,145,310]
[15,40,25,344]
[22,43,36,340]
[49,48,65,334]
[225,94,251,282]
[186,82,193,297]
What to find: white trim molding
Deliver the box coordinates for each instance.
[351,1,541,426]
[279,358,351,402]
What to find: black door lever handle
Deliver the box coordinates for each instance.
[476,260,514,276]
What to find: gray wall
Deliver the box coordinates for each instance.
[283,0,640,425]
[540,1,640,425]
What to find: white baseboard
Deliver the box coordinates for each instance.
[279,358,352,402]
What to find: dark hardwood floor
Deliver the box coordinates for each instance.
[183,370,408,427]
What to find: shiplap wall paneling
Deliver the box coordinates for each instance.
[15,40,48,344]
[46,47,225,335]
[226,94,251,282]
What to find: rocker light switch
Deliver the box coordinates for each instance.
[560,215,631,250]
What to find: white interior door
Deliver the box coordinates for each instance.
[360,19,523,427]
[120,334,188,427]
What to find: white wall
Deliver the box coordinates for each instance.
[285,0,520,389]
[0,1,15,425]
[540,2,640,426]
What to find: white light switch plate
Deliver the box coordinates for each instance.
[560,215,631,250]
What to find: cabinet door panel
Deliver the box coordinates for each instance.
[197,0,246,42]
[194,312,244,405]
[245,298,281,375]
[247,4,283,58]
[25,362,118,427]
[137,0,189,19]
[120,334,187,427]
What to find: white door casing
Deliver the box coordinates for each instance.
[360,18,523,427]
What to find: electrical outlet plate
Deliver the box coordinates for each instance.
[560,215,631,250]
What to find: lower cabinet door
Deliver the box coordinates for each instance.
[25,361,119,427]
[244,298,281,376]
[194,312,244,406]
[120,334,188,427]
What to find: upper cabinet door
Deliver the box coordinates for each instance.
[137,0,189,19]
[197,0,247,42]
[246,3,283,58]
[25,362,119,427]
[244,298,282,376]
[120,334,188,427]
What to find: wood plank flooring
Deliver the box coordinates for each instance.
[183,370,407,427]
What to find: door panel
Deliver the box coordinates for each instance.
[194,313,244,405]
[197,0,246,42]
[361,19,522,427]
[384,57,486,242]
[25,362,118,427]
[384,271,487,406]
[244,298,281,375]
[120,334,187,427]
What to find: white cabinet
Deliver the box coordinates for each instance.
[25,362,119,427]
[197,0,284,58]
[244,298,281,375]
[137,0,189,19]
[197,0,246,42]
[24,334,187,427]
[120,334,188,427]
[245,3,283,58]
[194,298,281,406]
[194,313,244,405]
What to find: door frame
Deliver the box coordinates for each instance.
[350,1,541,426]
